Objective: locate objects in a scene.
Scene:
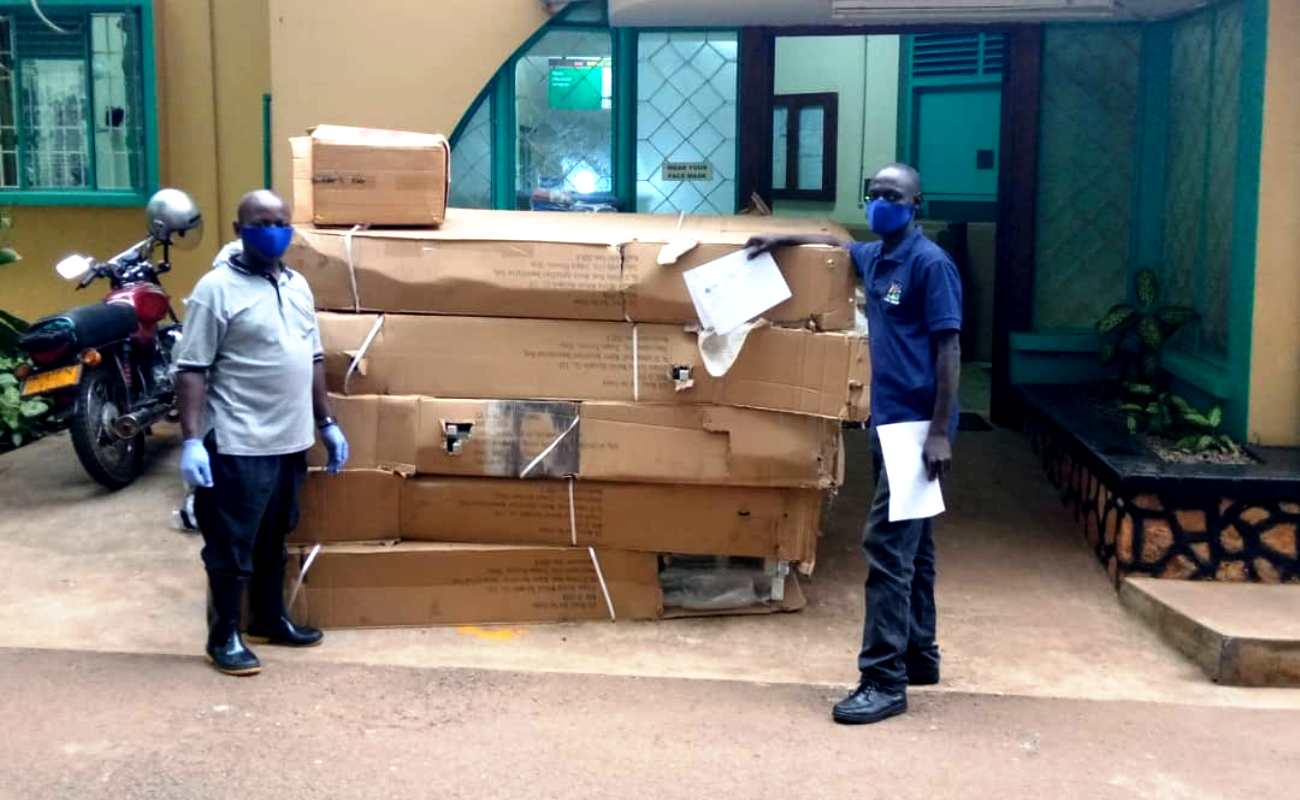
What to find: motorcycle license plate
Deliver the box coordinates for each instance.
[20,364,82,397]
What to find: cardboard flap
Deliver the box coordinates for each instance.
[309,124,449,150]
[700,406,839,490]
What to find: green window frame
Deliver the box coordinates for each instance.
[448,5,741,215]
[0,0,157,207]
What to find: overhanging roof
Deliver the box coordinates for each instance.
[608,0,1217,26]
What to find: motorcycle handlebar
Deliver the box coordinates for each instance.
[76,236,164,290]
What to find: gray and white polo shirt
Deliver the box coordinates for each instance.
[174,242,323,457]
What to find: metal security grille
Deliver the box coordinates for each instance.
[911,32,1005,79]
[3,9,145,192]
[635,31,738,214]
[449,97,492,209]
[514,28,614,204]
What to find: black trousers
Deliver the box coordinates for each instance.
[856,429,939,690]
[193,433,307,622]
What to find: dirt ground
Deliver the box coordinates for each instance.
[1,424,1298,797]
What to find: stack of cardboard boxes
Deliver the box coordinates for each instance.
[284,126,869,628]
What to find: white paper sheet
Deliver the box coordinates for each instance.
[682,249,792,335]
[696,319,766,377]
[875,421,946,522]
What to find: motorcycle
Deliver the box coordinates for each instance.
[15,189,203,489]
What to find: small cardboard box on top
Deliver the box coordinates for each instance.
[319,313,869,420]
[307,394,843,489]
[289,208,855,330]
[290,125,449,227]
[290,470,823,565]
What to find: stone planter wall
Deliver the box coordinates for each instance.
[1033,430,1300,585]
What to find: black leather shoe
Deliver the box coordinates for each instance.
[907,658,941,687]
[832,681,907,725]
[206,627,261,676]
[246,615,324,648]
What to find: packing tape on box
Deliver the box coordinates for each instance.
[567,477,577,546]
[631,323,640,402]
[588,545,616,622]
[287,542,322,611]
[342,224,369,313]
[344,313,386,395]
[517,413,580,479]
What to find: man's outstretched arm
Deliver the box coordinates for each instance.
[744,233,850,258]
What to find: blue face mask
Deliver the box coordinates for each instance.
[239,224,293,262]
[866,198,915,235]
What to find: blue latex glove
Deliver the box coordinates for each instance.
[321,423,349,474]
[180,438,213,488]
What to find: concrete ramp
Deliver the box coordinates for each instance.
[1121,577,1300,686]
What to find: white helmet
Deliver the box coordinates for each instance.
[145,188,203,250]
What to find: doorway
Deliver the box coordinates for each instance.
[756,30,1011,422]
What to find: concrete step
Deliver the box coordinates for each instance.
[1120,577,1300,687]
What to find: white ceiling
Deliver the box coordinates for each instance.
[607,0,1217,26]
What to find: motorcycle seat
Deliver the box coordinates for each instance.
[20,303,138,356]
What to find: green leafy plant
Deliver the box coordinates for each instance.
[0,353,49,447]
[0,310,49,448]
[1096,268,1198,382]
[1118,387,1240,455]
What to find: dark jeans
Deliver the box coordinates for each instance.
[857,429,939,691]
[193,433,307,621]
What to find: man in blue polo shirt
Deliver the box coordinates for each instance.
[747,163,962,725]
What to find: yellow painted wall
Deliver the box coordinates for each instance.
[771,35,900,231]
[267,0,549,197]
[1248,0,1300,446]
[0,0,271,323]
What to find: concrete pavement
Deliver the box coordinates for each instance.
[3,648,1297,800]
[3,424,1299,708]
[2,423,1300,797]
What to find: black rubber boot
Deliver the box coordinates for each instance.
[206,574,261,676]
[247,555,323,648]
[832,681,907,725]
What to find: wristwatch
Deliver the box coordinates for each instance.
[317,416,337,430]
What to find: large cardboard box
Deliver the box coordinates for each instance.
[284,543,807,627]
[290,209,854,329]
[290,125,449,227]
[310,395,842,488]
[320,313,869,420]
[295,468,400,543]
[289,470,822,563]
[286,543,663,627]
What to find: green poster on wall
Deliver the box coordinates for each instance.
[548,57,606,111]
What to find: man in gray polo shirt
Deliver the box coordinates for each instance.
[174,189,349,677]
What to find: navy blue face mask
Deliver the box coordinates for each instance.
[866,198,915,235]
[239,224,293,262]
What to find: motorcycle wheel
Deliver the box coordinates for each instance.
[69,366,146,490]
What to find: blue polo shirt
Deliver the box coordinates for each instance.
[848,227,962,438]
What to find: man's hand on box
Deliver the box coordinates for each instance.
[744,235,784,260]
